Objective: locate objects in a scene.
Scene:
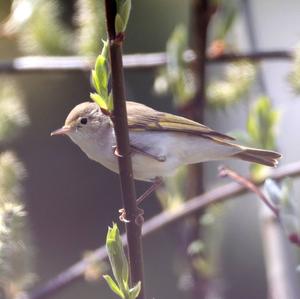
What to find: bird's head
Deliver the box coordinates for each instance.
[51,102,112,144]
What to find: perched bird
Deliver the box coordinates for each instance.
[51,101,281,182]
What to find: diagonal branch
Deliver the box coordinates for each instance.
[218,165,279,216]
[19,160,300,299]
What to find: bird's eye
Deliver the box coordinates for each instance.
[80,117,88,125]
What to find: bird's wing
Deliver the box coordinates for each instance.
[126,101,235,141]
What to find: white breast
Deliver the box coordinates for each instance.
[68,128,240,182]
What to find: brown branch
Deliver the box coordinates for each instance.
[104,1,145,299]
[183,1,212,297]
[19,160,300,299]
[218,165,279,216]
[0,50,294,74]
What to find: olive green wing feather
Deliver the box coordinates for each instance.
[126,101,235,141]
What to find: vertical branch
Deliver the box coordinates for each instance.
[104,1,145,299]
[179,0,213,298]
[187,0,211,197]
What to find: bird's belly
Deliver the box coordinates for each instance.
[82,143,178,181]
[131,155,179,181]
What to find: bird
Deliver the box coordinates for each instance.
[51,101,281,183]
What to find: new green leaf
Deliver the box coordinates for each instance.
[103,275,124,298]
[90,39,113,112]
[129,281,141,299]
[115,14,124,34]
[115,0,131,34]
[90,93,108,110]
[106,223,129,292]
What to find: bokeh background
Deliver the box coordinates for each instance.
[1,0,300,299]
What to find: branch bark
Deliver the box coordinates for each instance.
[104,1,145,298]
[0,50,293,74]
[19,160,300,299]
[181,0,212,297]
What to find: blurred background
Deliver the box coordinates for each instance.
[0,0,300,299]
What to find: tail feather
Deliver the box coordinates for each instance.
[234,148,282,167]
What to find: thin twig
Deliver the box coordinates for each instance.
[218,165,279,216]
[0,50,293,74]
[18,160,300,299]
[104,1,145,298]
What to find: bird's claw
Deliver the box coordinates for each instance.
[118,208,144,225]
[113,145,132,158]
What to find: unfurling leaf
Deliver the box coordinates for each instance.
[115,14,124,34]
[90,93,108,110]
[129,281,141,299]
[115,0,131,34]
[106,223,129,292]
[103,275,124,298]
[95,55,108,98]
[90,39,113,112]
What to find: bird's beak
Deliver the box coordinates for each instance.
[51,126,71,136]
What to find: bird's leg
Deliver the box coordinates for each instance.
[112,145,123,157]
[119,178,163,224]
[136,178,163,205]
[113,144,166,162]
[130,145,166,162]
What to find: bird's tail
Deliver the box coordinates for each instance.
[233,147,282,167]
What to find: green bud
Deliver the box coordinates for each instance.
[115,14,125,35]
[95,54,108,99]
[103,274,125,298]
[90,39,113,112]
[106,223,129,292]
[90,93,108,111]
[129,281,141,299]
[115,0,131,34]
[101,39,109,58]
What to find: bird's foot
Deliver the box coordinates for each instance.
[112,145,133,158]
[118,178,162,224]
[119,207,144,225]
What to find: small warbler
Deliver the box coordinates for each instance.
[51,101,281,182]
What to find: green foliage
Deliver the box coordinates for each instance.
[207,61,256,107]
[0,78,32,298]
[264,179,300,248]
[0,80,29,143]
[90,40,113,112]
[153,25,196,108]
[154,24,255,109]
[156,166,188,210]
[232,96,279,179]
[0,151,35,298]
[246,96,279,150]
[213,2,236,40]
[115,0,131,34]
[104,223,141,299]
[2,0,106,56]
[16,0,73,55]
[288,43,300,93]
[74,0,105,56]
